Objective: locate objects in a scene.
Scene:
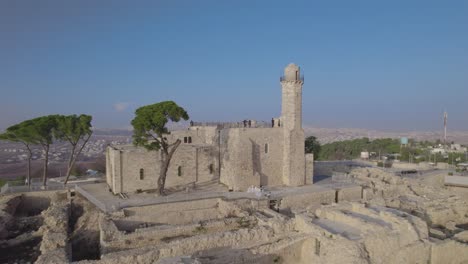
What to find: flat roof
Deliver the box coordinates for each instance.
[109,143,213,152]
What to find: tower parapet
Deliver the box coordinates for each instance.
[280,63,304,82]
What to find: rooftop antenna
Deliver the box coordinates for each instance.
[444,110,448,146]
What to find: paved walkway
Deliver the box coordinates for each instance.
[78,181,360,212]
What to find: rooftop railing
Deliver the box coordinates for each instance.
[191,121,272,129]
[280,75,304,82]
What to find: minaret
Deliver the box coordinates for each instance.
[280,63,306,186]
[281,63,303,130]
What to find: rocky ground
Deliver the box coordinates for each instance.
[0,191,100,264]
[0,167,468,263]
[348,167,468,229]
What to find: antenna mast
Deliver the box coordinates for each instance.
[444,111,448,145]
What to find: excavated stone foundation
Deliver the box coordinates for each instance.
[1,167,468,263]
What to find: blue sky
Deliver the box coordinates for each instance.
[1,1,467,131]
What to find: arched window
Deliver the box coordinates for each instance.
[184,137,188,143]
[139,168,144,180]
[208,164,214,174]
[265,143,269,154]
[188,137,192,143]
[178,166,183,177]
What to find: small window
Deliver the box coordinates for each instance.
[178,166,183,177]
[184,137,188,143]
[208,164,214,174]
[139,168,144,180]
[265,143,269,154]
[188,137,192,143]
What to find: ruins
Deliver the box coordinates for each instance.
[0,64,467,263]
[1,165,468,263]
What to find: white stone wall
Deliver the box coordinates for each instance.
[219,128,285,191]
[119,147,159,193]
[281,81,303,130]
[106,63,310,194]
[107,141,218,194]
[306,154,314,185]
[282,128,306,186]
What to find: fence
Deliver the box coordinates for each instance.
[115,190,263,211]
[0,184,70,194]
[0,183,9,194]
[0,183,67,194]
[191,121,271,129]
[75,185,109,213]
[330,172,359,189]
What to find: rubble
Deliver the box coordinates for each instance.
[1,166,468,263]
[349,167,468,227]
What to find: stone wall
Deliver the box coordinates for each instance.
[118,198,222,227]
[279,189,336,211]
[431,240,468,264]
[305,154,314,185]
[35,192,71,264]
[108,121,308,194]
[336,186,362,203]
[391,161,431,170]
[220,127,285,191]
[100,216,251,254]
[0,194,21,239]
[282,129,306,187]
[107,143,218,194]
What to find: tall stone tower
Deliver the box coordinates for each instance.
[281,63,306,186]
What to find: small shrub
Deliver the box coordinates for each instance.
[237,217,257,229]
[193,226,207,234]
[448,172,454,176]
[193,222,207,234]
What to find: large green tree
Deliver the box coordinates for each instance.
[305,136,321,158]
[55,114,93,184]
[131,101,189,195]
[0,120,38,189]
[28,115,59,187]
[318,138,401,161]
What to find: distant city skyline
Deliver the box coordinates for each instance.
[1,1,467,131]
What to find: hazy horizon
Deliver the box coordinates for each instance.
[1,1,467,131]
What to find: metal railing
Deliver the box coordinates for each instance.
[115,190,263,211]
[0,184,69,194]
[191,121,271,129]
[280,75,304,82]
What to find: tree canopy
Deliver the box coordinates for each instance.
[305,136,321,158]
[0,120,39,187]
[318,138,401,160]
[55,115,92,144]
[132,101,189,151]
[0,114,93,186]
[131,101,189,195]
[55,114,93,183]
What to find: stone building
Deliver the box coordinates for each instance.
[106,64,314,194]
